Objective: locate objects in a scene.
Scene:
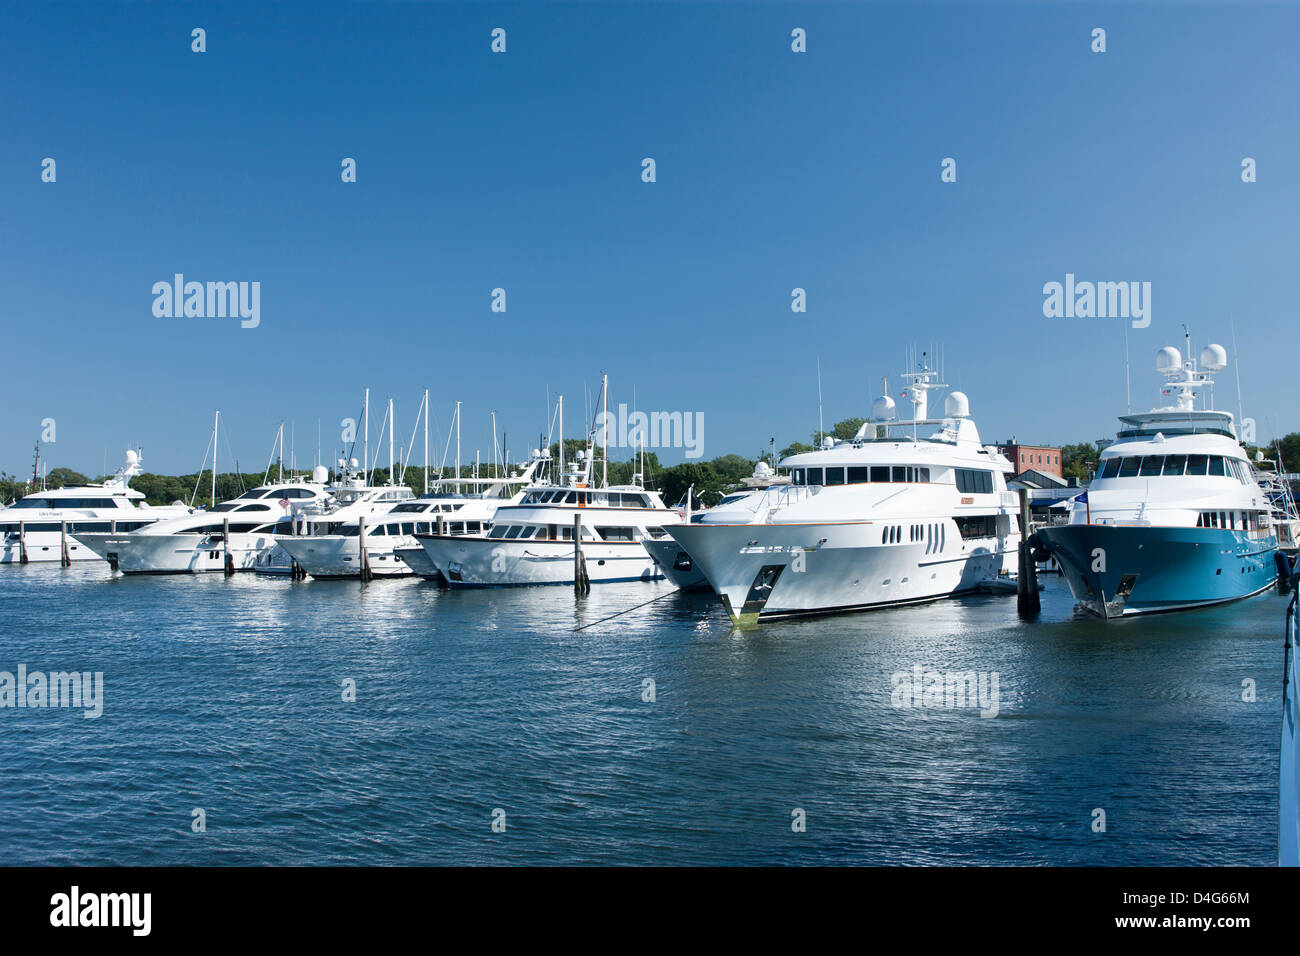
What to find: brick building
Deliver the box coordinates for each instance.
[995,441,1062,478]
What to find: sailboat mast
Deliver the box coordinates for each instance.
[455,400,462,494]
[1231,318,1246,439]
[388,396,395,485]
[212,410,219,508]
[363,388,370,475]
[423,389,429,494]
[602,372,608,488]
[558,395,565,481]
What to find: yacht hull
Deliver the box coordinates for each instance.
[393,545,443,581]
[667,522,1015,622]
[1,533,103,563]
[416,535,662,587]
[76,531,279,574]
[641,535,710,590]
[1036,524,1277,618]
[273,535,413,579]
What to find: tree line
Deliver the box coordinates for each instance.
[6,427,1300,507]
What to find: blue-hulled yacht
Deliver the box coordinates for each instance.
[1035,336,1279,618]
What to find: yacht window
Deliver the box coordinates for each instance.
[1118,457,1141,477]
[560,526,574,540]
[847,466,870,483]
[488,525,508,539]
[1098,458,1120,479]
[1139,456,1164,477]
[955,469,994,494]
[824,468,846,486]
[791,468,805,486]
[598,527,636,541]
[870,466,890,483]
[892,466,907,483]
[504,526,524,539]
[806,468,824,486]
[918,467,930,482]
[1162,455,1186,476]
[1208,456,1227,477]
[955,515,997,539]
[565,492,578,504]
[1185,455,1209,476]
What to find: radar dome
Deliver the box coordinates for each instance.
[945,391,970,418]
[872,395,897,421]
[820,436,835,450]
[349,458,359,469]
[1156,346,1182,375]
[1200,344,1228,372]
[753,461,774,478]
[124,449,139,466]
[312,465,329,483]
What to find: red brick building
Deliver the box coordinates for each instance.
[995,441,1062,478]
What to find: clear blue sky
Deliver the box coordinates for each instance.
[3,1,1298,477]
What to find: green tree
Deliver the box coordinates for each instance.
[1060,443,1099,481]
[45,467,90,489]
[658,462,725,508]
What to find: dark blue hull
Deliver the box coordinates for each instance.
[1036,523,1277,618]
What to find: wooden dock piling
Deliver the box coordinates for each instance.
[1016,487,1040,618]
[573,515,590,596]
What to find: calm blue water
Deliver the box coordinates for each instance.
[0,565,1285,865]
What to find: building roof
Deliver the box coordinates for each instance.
[1007,468,1068,490]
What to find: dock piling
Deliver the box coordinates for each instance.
[1016,488,1040,618]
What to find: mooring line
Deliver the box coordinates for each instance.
[572,588,682,632]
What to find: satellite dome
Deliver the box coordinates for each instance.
[124,449,139,466]
[349,458,359,469]
[311,465,329,483]
[753,461,774,478]
[872,395,897,421]
[1200,343,1228,372]
[1156,346,1182,375]
[945,391,970,418]
[820,436,835,450]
